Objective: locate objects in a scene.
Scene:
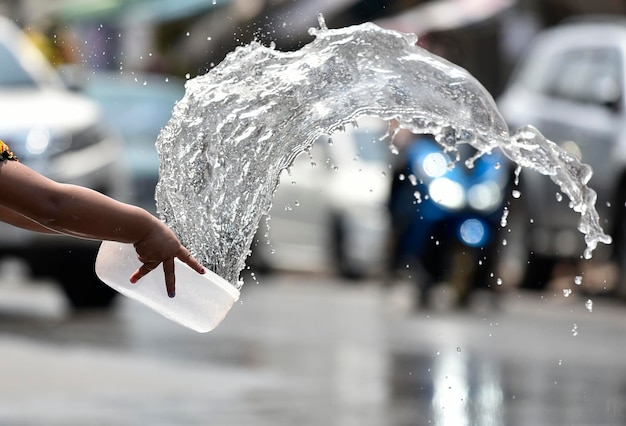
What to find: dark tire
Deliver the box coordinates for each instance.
[331,215,364,280]
[43,246,118,309]
[520,253,555,290]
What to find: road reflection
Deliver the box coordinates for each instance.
[391,345,626,425]
[2,274,626,425]
[392,351,504,425]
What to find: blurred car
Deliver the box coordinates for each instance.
[497,17,626,291]
[249,116,392,278]
[0,15,129,308]
[81,71,185,213]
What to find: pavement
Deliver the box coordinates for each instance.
[0,270,626,425]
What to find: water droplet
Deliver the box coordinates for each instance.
[585,299,593,312]
[563,288,572,297]
[571,323,578,336]
[496,278,503,286]
[555,192,563,202]
[512,189,521,199]
[500,207,509,227]
[574,275,583,285]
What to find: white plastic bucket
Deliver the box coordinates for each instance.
[95,241,240,333]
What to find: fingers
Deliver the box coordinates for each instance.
[163,257,176,298]
[128,247,204,299]
[177,248,206,275]
[130,262,158,284]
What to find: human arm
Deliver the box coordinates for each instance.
[0,204,62,234]
[0,160,205,296]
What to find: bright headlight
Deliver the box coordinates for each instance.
[459,218,487,246]
[467,181,502,212]
[421,151,449,178]
[25,126,51,155]
[428,177,465,210]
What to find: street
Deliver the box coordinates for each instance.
[0,268,626,426]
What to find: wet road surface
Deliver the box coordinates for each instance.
[0,271,626,425]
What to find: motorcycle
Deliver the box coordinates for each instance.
[388,134,510,307]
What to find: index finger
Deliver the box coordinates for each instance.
[177,248,206,275]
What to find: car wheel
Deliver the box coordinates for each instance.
[520,253,556,290]
[331,215,364,280]
[49,247,118,309]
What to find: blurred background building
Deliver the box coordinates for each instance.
[1,0,625,97]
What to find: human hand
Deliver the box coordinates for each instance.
[129,217,205,297]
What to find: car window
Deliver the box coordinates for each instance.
[541,48,622,108]
[0,41,37,87]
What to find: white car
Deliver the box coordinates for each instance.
[0,16,129,307]
[497,17,626,292]
[249,116,392,278]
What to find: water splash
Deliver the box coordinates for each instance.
[156,18,611,287]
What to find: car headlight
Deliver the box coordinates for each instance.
[23,124,108,158]
[467,181,502,212]
[459,218,488,247]
[419,151,449,178]
[428,177,465,210]
[46,124,110,158]
[25,126,51,155]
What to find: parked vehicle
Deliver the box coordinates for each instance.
[497,17,626,293]
[388,134,509,306]
[0,16,129,308]
[249,116,392,278]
